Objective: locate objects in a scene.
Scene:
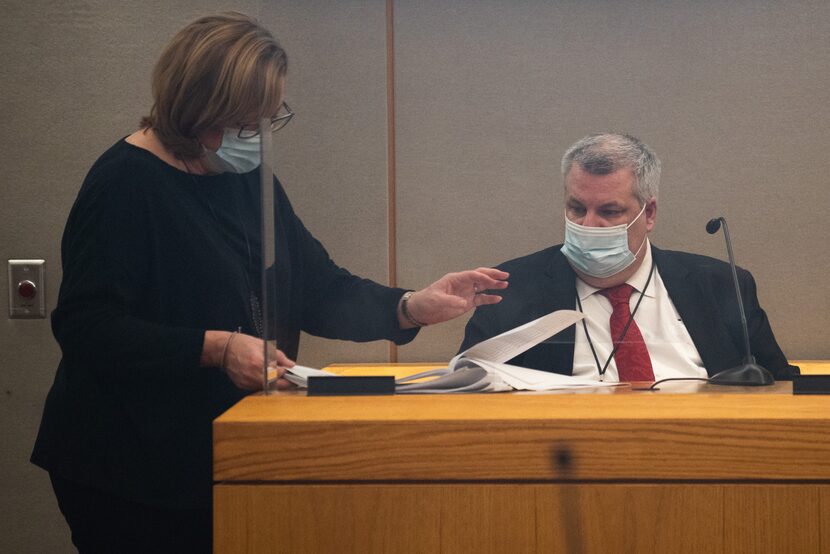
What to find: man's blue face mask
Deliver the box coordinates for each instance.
[560,203,647,279]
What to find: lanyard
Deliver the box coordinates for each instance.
[575,262,656,381]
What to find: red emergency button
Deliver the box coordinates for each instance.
[18,280,37,299]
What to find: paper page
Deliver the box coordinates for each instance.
[283,365,338,388]
[468,358,620,391]
[461,310,587,364]
[396,367,511,393]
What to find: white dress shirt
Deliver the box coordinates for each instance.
[572,241,708,382]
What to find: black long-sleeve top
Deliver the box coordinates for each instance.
[32,139,417,508]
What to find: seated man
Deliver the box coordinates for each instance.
[460,133,798,382]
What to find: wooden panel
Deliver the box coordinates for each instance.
[536,484,724,554]
[724,485,821,554]
[215,484,442,554]
[214,375,830,553]
[330,361,830,377]
[793,361,830,375]
[439,486,537,553]
[219,484,822,554]
[327,363,444,378]
[214,391,830,482]
[822,486,830,554]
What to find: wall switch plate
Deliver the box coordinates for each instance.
[8,259,46,318]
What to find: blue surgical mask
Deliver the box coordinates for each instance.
[560,204,647,278]
[205,129,261,174]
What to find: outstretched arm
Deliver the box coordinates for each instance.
[397,267,509,328]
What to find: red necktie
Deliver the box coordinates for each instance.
[599,284,655,382]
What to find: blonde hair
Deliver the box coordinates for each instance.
[141,12,287,158]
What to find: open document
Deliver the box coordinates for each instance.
[284,309,620,393]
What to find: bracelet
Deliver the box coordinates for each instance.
[220,330,240,369]
[401,291,427,327]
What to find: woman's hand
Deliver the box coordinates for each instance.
[202,331,295,391]
[399,267,509,328]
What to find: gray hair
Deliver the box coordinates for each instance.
[561,133,661,205]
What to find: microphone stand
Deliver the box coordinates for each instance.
[705,217,774,386]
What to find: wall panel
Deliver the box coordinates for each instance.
[260,1,390,367]
[394,0,830,362]
[0,2,387,551]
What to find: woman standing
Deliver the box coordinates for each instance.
[32,13,507,553]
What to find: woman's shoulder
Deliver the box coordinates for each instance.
[87,138,173,183]
[76,138,190,204]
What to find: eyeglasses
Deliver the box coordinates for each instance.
[237,103,294,139]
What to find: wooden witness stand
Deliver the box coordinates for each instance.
[213,363,830,553]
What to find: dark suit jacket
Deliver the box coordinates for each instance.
[460,245,798,380]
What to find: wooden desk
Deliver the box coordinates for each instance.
[214,373,830,553]
[794,360,830,375]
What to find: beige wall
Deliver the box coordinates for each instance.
[1,1,828,551]
[395,0,830,361]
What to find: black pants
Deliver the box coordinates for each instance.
[50,473,211,554]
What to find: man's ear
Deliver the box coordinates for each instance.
[645,198,657,231]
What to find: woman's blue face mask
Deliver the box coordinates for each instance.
[206,129,262,174]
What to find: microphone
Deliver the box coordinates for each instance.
[705,217,774,386]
